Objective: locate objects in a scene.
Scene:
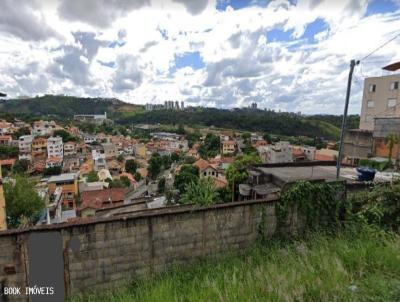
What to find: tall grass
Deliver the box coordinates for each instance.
[71,225,400,302]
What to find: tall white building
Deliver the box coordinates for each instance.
[18,135,33,161]
[47,136,64,159]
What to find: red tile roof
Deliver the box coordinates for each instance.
[0,158,16,166]
[314,153,335,161]
[79,188,126,211]
[194,158,217,172]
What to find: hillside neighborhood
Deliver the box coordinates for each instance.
[1,69,400,229]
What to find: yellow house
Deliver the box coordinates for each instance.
[222,140,237,155]
[47,173,79,209]
[134,143,147,158]
[32,137,47,160]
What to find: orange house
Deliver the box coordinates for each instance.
[47,173,79,209]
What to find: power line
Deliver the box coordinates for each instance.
[360,31,400,61]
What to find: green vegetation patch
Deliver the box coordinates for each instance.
[70,226,400,302]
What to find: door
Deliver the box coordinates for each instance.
[27,232,65,302]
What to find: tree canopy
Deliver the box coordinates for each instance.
[3,175,45,228]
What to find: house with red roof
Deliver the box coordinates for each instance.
[78,188,126,217]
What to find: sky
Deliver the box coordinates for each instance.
[0,0,400,115]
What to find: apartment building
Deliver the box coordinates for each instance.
[47,136,64,159]
[32,137,48,160]
[359,74,400,131]
[258,141,293,164]
[32,120,57,137]
[18,135,33,161]
[64,141,77,156]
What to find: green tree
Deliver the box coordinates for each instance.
[183,156,196,164]
[109,179,125,188]
[161,155,172,169]
[0,145,19,159]
[171,152,180,162]
[12,159,29,174]
[12,127,30,140]
[86,170,99,182]
[148,153,163,180]
[176,124,186,135]
[180,177,218,206]
[174,164,199,194]
[385,133,399,162]
[120,176,131,188]
[263,133,272,144]
[242,132,251,141]
[199,133,220,159]
[186,130,201,148]
[43,166,62,176]
[125,159,138,174]
[158,177,166,193]
[226,154,262,199]
[134,172,142,182]
[117,154,124,163]
[3,175,45,228]
[53,129,78,143]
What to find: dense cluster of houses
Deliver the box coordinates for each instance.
[0,115,341,226]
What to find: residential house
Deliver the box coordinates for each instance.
[134,143,147,158]
[64,141,77,156]
[46,157,63,168]
[47,136,63,159]
[18,135,33,161]
[32,120,58,137]
[359,74,400,131]
[0,120,13,135]
[102,142,118,159]
[0,135,12,145]
[194,158,219,178]
[315,149,338,162]
[372,117,400,160]
[343,130,373,165]
[47,173,79,209]
[31,137,47,161]
[258,141,293,164]
[222,140,237,155]
[78,188,126,218]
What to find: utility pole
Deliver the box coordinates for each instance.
[336,59,359,179]
[0,92,7,230]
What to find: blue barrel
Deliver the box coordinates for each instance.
[356,167,376,181]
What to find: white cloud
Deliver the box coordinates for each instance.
[0,0,399,114]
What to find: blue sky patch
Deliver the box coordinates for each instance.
[175,51,205,70]
[302,18,328,43]
[108,40,126,48]
[267,28,294,43]
[216,0,269,11]
[366,0,399,16]
[98,60,116,68]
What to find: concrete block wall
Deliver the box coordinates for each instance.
[0,198,282,299]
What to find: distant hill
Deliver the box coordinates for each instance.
[0,95,359,140]
[118,108,359,140]
[0,95,144,121]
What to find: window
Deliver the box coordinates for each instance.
[368,84,376,92]
[365,115,373,123]
[367,100,374,108]
[390,81,399,90]
[388,98,397,108]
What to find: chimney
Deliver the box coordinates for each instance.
[0,164,7,230]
